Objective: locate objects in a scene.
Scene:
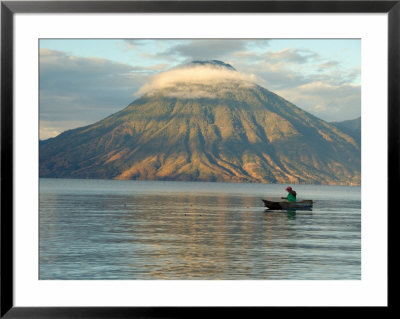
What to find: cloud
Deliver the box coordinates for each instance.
[162,39,269,61]
[227,48,361,122]
[123,39,150,49]
[39,49,150,139]
[316,60,340,71]
[136,63,258,98]
[130,63,169,73]
[276,82,361,122]
[121,40,360,121]
[263,48,320,64]
[40,48,132,76]
[231,59,309,90]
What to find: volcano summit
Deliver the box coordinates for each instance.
[40,60,361,185]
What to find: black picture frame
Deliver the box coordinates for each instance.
[1,1,396,317]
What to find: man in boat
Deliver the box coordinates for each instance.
[282,186,296,202]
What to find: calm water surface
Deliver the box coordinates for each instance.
[39,179,361,280]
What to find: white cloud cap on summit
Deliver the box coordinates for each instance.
[136,61,258,97]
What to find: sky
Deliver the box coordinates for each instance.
[39,39,361,139]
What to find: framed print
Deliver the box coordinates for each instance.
[1,0,396,317]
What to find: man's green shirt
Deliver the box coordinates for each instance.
[286,193,296,202]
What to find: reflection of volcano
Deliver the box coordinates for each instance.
[40,60,360,185]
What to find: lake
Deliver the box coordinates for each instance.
[39,178,361,280]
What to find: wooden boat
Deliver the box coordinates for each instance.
[262,199,313,210]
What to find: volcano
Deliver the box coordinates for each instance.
[39,60,361,185]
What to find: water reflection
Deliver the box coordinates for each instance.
[40,180,361,280]
[286,210,296,220]
[264,209,297,220]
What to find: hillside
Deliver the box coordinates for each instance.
[331,117,361,145]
